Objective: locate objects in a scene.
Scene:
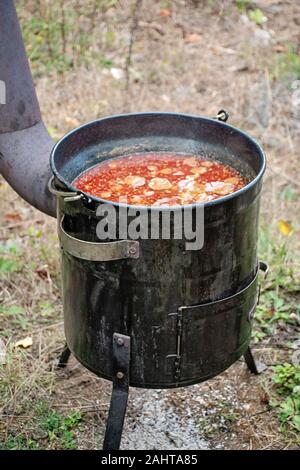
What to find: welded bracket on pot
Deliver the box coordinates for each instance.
[166,310,183,382]
[103,333,131,450]
[59,217,139,261]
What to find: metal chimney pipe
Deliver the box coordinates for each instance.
[0,0,56,217]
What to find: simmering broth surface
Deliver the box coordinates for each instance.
[73,153,247,205]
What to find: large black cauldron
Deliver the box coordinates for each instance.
[50,112,266,449]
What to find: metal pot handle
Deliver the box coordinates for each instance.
[259,260,269,279]
[256,259,269,306]
[248,260,269,321]
[48,176,83,202]
[214,109,229,122]
[58,216,139,262]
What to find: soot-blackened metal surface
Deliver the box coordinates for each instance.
[51,113,266,388]
[59,198,260,388]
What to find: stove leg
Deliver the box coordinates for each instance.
[244,346,266,375]
[103,333,131,450]
[57,342,71,368]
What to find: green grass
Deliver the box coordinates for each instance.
[38,407,83,450]
[255,222,300,443]
[0,242,24,273]
[235,0,252,13]
[3,435,39,450]
[0,401,82,450]
[270,45,300,82]
[17,1,120,76]
[0,306,30,333]
[248,8,267,25]
[0,226,62,337]
[273,363,300,396]
[270,364,300,440]
[196,401,241,437]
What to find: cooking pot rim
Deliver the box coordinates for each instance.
[50,111,266,211]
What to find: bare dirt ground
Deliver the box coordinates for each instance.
[1,0,300,450]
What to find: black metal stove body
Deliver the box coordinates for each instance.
[51,112,266,389]
[56,199,261,389]
[50,112,266,448]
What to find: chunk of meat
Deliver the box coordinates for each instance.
[206,181,234,195]
[152,196,181,206]
[201,161,213,167]
[123,175,146,187]
[178,179,205,192]
[131,195,144,204]
[160,167,173,175]
[149,177,172,190]
[191,167,207,175]
[184,157,199,167]
[225,177,239,185]
[196,193,209,202]
[214,184,235,195]
[99,191,111,198]
[178,179,193,190]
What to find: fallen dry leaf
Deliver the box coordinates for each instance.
[15,336,33,349]
[35,268,48,280]
[278,219,293,236]
[4,212,23,222]
[159,8,171,18]
[184,33,201,44]
[65,116,81,127]
[273,44,288,53]
[210,45,237,56]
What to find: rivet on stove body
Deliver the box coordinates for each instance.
[116,371,124,379]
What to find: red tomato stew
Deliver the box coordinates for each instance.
[73,153,247,206]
